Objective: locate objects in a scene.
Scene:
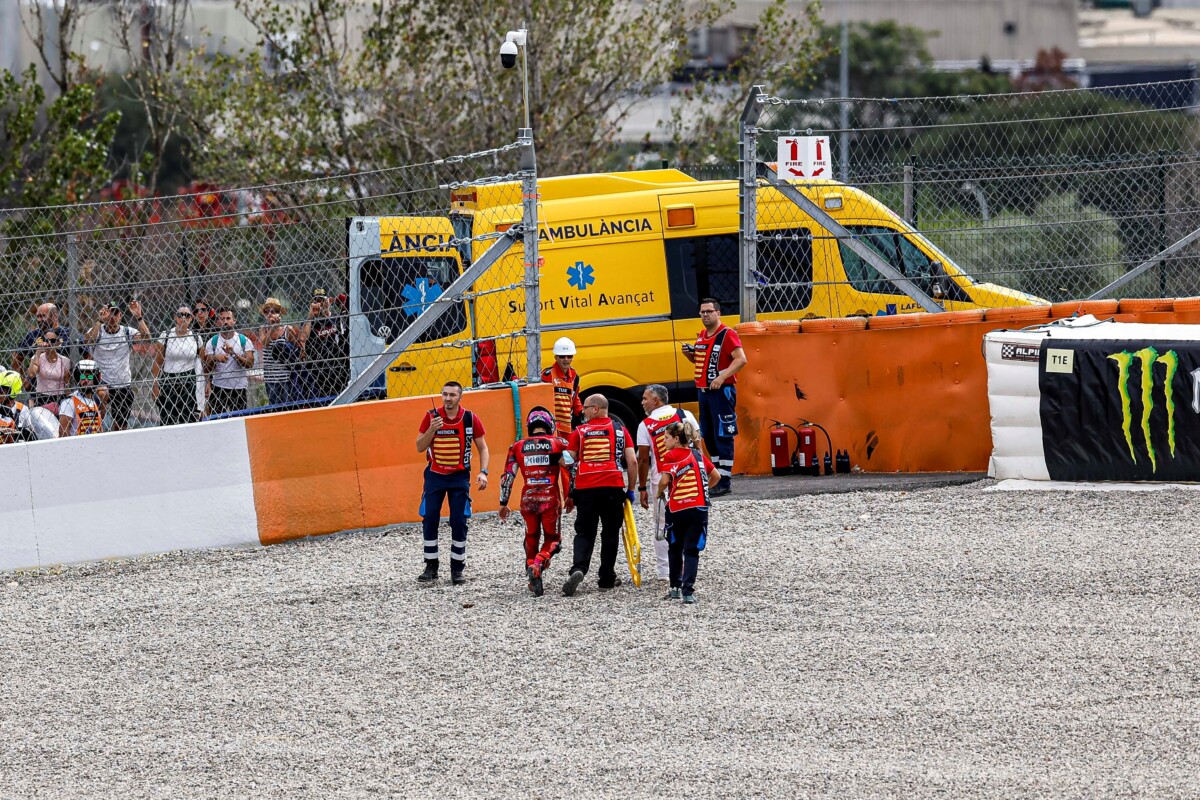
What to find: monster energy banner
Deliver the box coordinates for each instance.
[1040,339,1200,481]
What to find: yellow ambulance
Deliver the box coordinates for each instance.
[346,169,1040,428]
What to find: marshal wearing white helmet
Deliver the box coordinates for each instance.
[541,337,582,438]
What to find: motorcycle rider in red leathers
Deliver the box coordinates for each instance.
[499,406,574,596]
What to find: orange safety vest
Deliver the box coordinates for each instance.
[540,363,582,437]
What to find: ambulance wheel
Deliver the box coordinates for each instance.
[607,396,640,434]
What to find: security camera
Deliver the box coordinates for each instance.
[500,39,518,69]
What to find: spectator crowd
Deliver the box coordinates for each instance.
[3,289,349,441]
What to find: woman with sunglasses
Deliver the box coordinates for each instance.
[152,306,204,425]
[24,332,70,414]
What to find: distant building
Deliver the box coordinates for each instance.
[686,0,1079,72]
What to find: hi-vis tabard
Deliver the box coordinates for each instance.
[644,409,686,473]
[62,392,102,435]
[426,409,475,475]
[0,400,29,439]
[693,326,737,389]
[570,417,627,490]
[662,446,714,513]
[541,364,581,437]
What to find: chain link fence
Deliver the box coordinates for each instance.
[1,140,534,437]
[741,79,1200,319]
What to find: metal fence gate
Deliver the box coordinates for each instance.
[739,80,1200,321]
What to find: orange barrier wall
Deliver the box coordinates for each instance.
[246,384,553,545]
[736,300,1200,475]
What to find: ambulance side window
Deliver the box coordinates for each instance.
[839,225,971,302]
[839,226,898,294]
[756,227,813,313]
[664,234,740,320]
[359,256,467,344]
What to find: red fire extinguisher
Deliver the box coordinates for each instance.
[796,426,818,476]
[769,423,793,476]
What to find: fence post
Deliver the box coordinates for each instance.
[739,85,766,323]
[903,164,915,225]
[520,126,540,381]
[66,232,82,365]
[1159,150,1168,296]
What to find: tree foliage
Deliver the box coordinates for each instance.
[175,0,760,184]
[0,64,121,209]
[815,20,1012,102]
[664,0,829,165]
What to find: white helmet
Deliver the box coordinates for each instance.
[553,337,576,356]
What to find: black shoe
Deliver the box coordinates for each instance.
[416,563,438,583]
[451,571,466,586]
[599,578,623,591]
[562,570,584,596]
[527,565,544,597]
[710,483,731,497]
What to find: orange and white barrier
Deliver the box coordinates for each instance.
[734,299,1200,476]
[1,383,551,572]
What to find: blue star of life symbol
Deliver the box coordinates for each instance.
[567,261,595,291]
[400,277,443,317]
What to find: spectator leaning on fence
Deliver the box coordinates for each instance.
[84,300,150,432]
[13,302,74,375]
[202,308,256,417]
[24,331,70,413]
[153,306,205,426]
[258,297,303,407]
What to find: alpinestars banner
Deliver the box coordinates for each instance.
[1039,339,1200,481]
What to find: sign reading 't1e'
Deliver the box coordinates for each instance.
[777,136,831,179]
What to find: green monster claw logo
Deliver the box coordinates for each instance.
[1107,347,1178,472]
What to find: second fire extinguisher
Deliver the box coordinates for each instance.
[796,426,819,476]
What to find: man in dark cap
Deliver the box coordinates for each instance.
[299,287,349,400]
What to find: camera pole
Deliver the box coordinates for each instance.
[503,25,539,382]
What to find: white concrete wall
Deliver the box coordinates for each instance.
[1,418,259,572]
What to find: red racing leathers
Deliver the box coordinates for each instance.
[500,433,571,572]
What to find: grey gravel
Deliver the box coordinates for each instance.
[1,480,1197,799]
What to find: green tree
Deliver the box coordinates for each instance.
[0,64,121,209]
[816,20,1011,102]
[910,91,1200,264]
[166,0,829,186]
[663,0,830,165]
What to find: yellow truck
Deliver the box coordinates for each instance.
[346,169,1039,428]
